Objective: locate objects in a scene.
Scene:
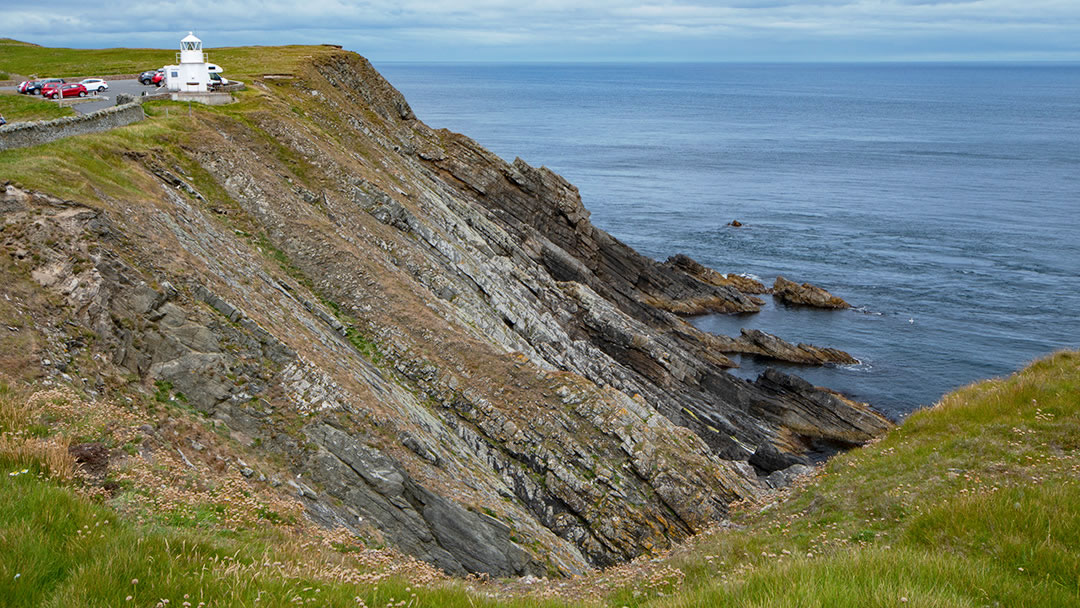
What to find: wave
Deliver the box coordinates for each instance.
[851,306,884,316]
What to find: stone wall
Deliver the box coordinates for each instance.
[0,102,145,151]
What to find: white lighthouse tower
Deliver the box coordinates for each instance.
[165,32,211,92]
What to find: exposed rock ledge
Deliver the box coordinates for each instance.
[730,328,858,365]
[773,276,850,309]
[0,50,892,579]
[665,254,770,295]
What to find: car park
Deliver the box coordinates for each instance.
[80,78,109,93]
[42,83,88,99]
[22,78,65,95]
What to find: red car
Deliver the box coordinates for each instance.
[151,71,165,85]
[42,83,88,99]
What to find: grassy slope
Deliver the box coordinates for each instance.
[0,92,75,122]
[0,43,1077,607]
[0,38,339,80]
[643,349,1080,607]
[2,350,1076,607]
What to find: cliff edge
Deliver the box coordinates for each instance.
[0,48,890,576]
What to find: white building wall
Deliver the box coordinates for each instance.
[165,64,210,92]
[179,63,210,92]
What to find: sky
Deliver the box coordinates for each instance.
[5,0,1080,62]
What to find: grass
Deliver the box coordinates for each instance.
[0,102,193,202]
[618,349,1080,607]
[0,39,173,78]
[0,39,342,81]
[0,92,74,122]
[0,392,561,608]
[2,349,1077,607]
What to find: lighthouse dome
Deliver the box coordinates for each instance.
[179,32,204,63]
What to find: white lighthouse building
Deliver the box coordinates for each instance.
[165,32,211,92]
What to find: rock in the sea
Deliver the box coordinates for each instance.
[732,328,857,365]
[664,254,769,295]
[772,276,850,309]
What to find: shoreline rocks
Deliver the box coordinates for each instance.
[772,276,850,309]
[664,254,769,295]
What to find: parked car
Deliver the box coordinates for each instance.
[209,73,229,89]
[23,78,65,95]
[138,70,160,85]
[80,78,109,93]
[42,83,88,99]
[151,71,165,85]
[17,80,37,94]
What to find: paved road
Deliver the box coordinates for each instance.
[69,79,161,114]
[2,78,163,115]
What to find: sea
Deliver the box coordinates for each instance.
[375,62,1080,419]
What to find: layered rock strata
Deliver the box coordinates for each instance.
[0,50,890,577]
[773,276,850,309]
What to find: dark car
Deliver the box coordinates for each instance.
[23,78,65,95]
[138,70,159,85]
[42,83,88,99]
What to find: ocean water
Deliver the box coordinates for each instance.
[375,62,1080,419]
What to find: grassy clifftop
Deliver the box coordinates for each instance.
[2,351,1077,607]
[0,39,342,79]
[0,93,74,122]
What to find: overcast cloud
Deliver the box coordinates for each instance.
[4,0,1079,61]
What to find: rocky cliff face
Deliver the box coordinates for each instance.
[0,50,890,577]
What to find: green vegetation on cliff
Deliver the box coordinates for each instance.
[0,39,341,80]
[648,349,1080,607]
[2,351,1077,607]
[0,93,75,122]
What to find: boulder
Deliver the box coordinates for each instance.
[664,254,769,295]
[772,276,850,309]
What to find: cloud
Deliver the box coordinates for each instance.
[3,0,1079,61]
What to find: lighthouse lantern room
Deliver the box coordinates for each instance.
[165,32,211,92]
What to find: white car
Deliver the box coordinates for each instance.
[80,78,109,93]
